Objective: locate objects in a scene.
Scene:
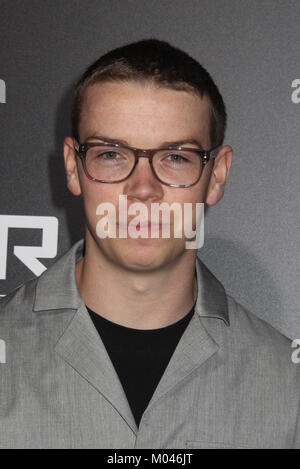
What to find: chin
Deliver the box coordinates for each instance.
[111,238,183,272]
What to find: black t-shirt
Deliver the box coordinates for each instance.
[87,302,196,428]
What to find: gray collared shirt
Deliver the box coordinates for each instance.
[1,239,300,449]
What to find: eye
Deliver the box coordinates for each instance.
[100,151,120,159]
[165,152,190,163]
[88,147,127,162]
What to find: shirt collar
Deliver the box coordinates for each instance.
[33,238,229,326]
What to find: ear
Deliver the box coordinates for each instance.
[63,137,82,196]
[205,145,233,206]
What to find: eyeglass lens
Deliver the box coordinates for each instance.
[84,144,203,185]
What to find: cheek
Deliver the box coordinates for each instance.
[169,187,204,206]
[167,161,214,206]
[81,183,120,218]
[184,165,213,204]
[168,188,205,232]
[82,178,116,202]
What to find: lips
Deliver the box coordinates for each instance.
[136,222,161,230]
[118,222,161,229]
[117,221,166,233]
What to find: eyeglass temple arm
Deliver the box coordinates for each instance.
[202,145,221,164]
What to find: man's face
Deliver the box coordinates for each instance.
[71,81,216,271]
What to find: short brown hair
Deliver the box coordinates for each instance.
[71,39,227,148]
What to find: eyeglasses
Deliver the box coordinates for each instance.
[73,138,220,188]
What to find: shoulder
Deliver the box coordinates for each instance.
[220,293,300,381]
[195,254,293,350]
[0,277,38,325]
[0,238,84,327]
[225,293,292,348]
[0,274,78,364]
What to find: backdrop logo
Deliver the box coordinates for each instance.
[0,215,59,280]
[291,79,300,103]
[0,79,6,104]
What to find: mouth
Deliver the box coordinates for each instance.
[136,222,161,230]
[117,221,168,234]
[118,221,162,228]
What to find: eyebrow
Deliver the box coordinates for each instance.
[85,135,205,150]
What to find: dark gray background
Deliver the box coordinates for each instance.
[0,0,299,339]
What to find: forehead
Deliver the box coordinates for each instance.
[79,81,211,147]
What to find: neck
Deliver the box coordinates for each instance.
[76,232,198,330]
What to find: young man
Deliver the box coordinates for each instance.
[0,39,299,449]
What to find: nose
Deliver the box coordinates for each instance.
[123,155,164,202]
